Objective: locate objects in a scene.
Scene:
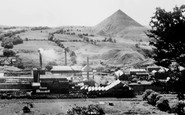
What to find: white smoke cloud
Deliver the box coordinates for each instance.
[38,48,59,63]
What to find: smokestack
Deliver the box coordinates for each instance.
[33,68,40,82]
[38,50,42,68]
[65,49,67,65]
[87,57,89,80]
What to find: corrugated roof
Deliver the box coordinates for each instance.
[82,65,92,72]
[51,66,82,71]
[130,69,146,72]
[104,80,121,91]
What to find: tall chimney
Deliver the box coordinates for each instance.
[87,57,89,80]
[38,50,42,68]
[65,49,67,65]
[33,68,40,82]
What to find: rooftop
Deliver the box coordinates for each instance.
[51,66,83,71]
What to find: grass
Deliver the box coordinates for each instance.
[13,41,65,69]
[0,25,152,69]
[54,34,82,41]
[0,97,171,115]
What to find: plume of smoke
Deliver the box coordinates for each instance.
[38,48,59,64]
[69,50,77,65]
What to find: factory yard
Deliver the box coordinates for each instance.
[0,97,171,115]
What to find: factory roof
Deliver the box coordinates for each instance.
[114,70,123,77]
[81,65,92,72]
[147,66,161,69]
[130,69,146,72]
[104,80,121,91]
[51,66,82,71]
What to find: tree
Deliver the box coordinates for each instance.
[146,5,185,67]
[12,36,23,45]
[146,5,185,100]
[3,49,16,57]
[48,33,54,41]
[1,38,14,48]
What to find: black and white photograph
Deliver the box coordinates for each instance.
[0,0,185,114]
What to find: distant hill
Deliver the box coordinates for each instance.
[94,9,148,41]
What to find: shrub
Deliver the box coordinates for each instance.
[14,60,25,69]
[170,100,185,115]
[4,41,14,49]
[12,36,23,45]
[142,89,154,101]
[45,61,57,71]
[22,106,31,113]
[67,104,105,115]
[3,49,16,57]
[0,34,5,41]
[1,36,23,47]
[147,92,159,105]
[1,37,13,48]
[25,38,29,41]
[156,96,170,111]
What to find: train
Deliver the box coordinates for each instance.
[0,68,135,99]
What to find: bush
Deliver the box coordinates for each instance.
[3,49,16,57]
[0,34,5,41]
[22,106,31,113]
[170,100,185,115]
[156,96,170,111]
[1,36,23,47]
[12,36,23,45]
[147,92,159,105]
[14,59,25,69]
[142,89,154,101]
[67,104,105,115]
[25,38,29,41]
[1,37,13,48]
[45,61,57,71]
[4,41,14,49]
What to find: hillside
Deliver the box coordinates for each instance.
[0,9,153,69]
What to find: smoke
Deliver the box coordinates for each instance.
[38,48,59,63]
[38,47,77,66]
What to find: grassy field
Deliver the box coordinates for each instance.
[0,97,173,115]
[17,29,58,40]
[54,34,82,41]
[13,41,66,68]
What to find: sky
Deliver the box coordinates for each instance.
[0,0,184,27]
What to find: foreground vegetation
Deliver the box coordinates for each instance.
[143,89,185,115]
